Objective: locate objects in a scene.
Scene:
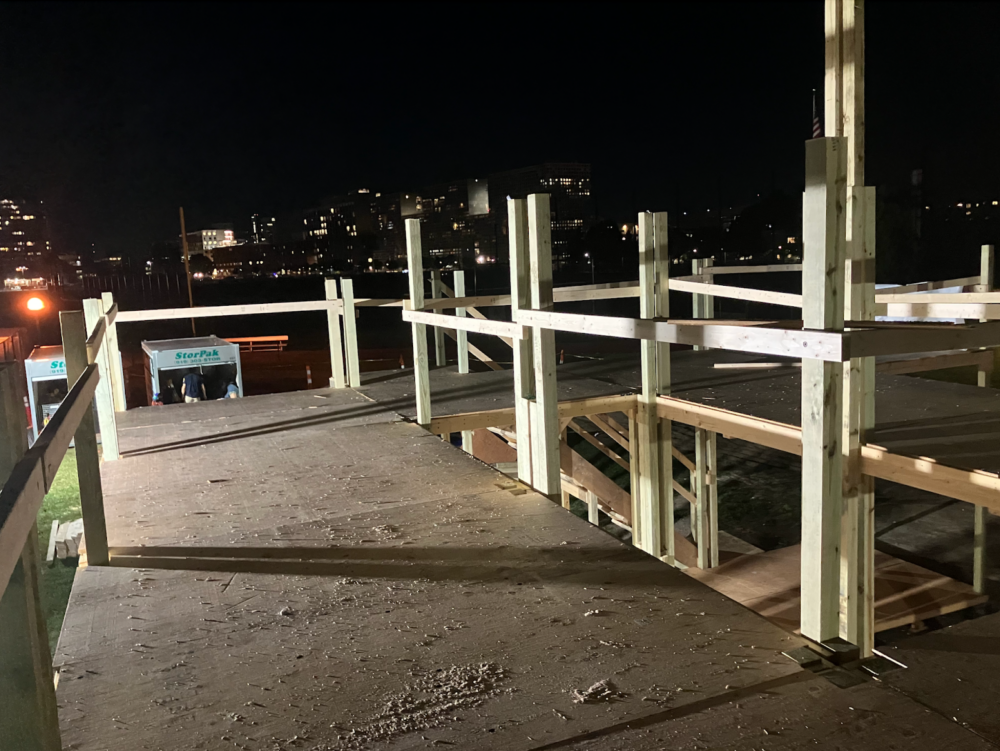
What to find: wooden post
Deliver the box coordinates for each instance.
[453,270,472,453]
[509,198,535,486]
[586,489,599,525]
[178,206,197,337]
[527,193,560,499]
[636,211,672,559]
[453,271,470,375]
[801,135,847,643]
[60,310,110,566]
[694,428,719,568]
[325,279,347,389]
[405,219,431,427]
[0,363,62,751]
[974,243,994,593]
[837,0,876,656]
[83,298,120,461]
[978,245,996,388]
[340,279,361,388]
[691,258,715,351]
[430,270,446,367]
[100,291,127,412]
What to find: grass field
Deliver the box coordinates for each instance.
[35,448,81,649]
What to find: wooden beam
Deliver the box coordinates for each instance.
[527,194,560,499]
[59,312,109,568]
[703,263,803,276]
[567,419,630,471]
[879,275,982,295]
[878,349,993,376]
[669,277,803,309]
[83,299,119,461]
[325,279,347,388]
[100,292,126,411]
[402,308,525,339]
[425,394,636,436]
[694,428,718,569]
[876,291,1000,304]
[516,309,848,362]
[405,219,431,426]
[847,320,1000,358]
[454,271,470,375]
[800,134,847,642]
[115,299,338,322]
[84,314,106,364]
[559,440,631,521]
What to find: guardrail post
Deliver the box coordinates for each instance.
[100,291,127,411]
[800,136,847,644]
[60,310,110,566]
[405,220,431,426]
[0,362,62,751]
[691,257,715,351]
[509,199,535,486]
[340,279,361,387]
[325,279,347,388]
[526,194,560,500]
[974,243,995,594]
[430,270,446,367]
[83,298,119,461]
[453,270,472,453]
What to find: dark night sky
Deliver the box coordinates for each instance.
[1,2,998,258]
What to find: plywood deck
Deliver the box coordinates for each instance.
[687,544,988,634]
[53,384,1000,748]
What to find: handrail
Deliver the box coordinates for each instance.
[85,315,107,364]
[0,363,99,600]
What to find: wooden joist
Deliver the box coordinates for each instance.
[402,308,525,339]
[115,299,339,322]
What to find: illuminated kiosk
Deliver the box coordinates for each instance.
[142,335,243,405]
[25,345,72,441]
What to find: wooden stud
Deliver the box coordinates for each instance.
[430,270,447,367]
[586,489,600,524]
[800,135,847,643]
[100,292,126,411]
[60,311,110,567]
[83,298,119,461]
[527,193,560,499]
[0,364,62,751]
[401,309,524,339]
[694,428,719,569]
[325,279,347,389]
[509,198,535,486]
[453,271,470,375]
[979,245,996,388]
[340,279,361,387]
[116,298,340,322]
[405,220,431,426]
[974,243,994,593]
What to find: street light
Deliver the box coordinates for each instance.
[26,297,44,311]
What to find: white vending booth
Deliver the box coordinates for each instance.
[25,345,71,441]
[142,335,243,405]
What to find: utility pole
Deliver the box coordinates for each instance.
[178,207,197,336]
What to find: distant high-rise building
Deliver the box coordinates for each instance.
[487,163,593,266]
[411,178,491,267]
[0,198,51,279]
[182,227,237,261]
[251,214,276,245]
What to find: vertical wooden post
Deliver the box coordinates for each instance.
[0,363,63,751]
[325,279,347,389]
[801,135,847,643]
[636,212,672,559]
[83,299,119,461]
[527,193,560,499]
[628,408,640,532]
[100,291,127,412]
[691,258,715,352]
[60,311,110,566]
[509,199,535,486]
[694,429,719,569]
[837,0,875,656]
[430,270,446,367]
[586,489,599,525]
[340,279,361,388]
[974,243,994,593]
[453,270,472,453]
[405,219,431,427]
[978,244,996,388]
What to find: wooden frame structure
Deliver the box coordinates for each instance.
[398,0,998,660]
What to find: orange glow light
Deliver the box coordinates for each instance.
[26,297,44,311]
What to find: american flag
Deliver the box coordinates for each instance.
[811,90,822,138]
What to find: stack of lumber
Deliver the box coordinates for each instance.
[46,519,84,562]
